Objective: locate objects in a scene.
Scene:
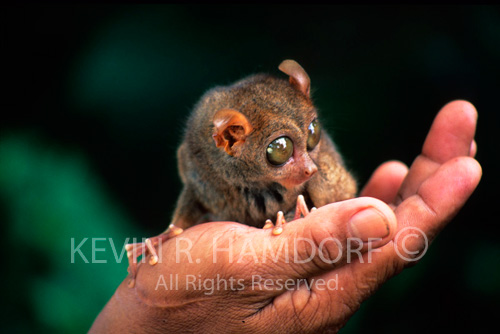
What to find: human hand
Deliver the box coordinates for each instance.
[90,100,481,333]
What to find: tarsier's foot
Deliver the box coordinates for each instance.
[125,224,184,278]
[263,195,316,236]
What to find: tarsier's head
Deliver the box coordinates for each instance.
[209,60,322,189]
[198,60,327,190]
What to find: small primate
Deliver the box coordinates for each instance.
[126,60,357,278]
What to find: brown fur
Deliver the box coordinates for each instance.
[171,66,356,229]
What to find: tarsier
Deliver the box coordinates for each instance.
[126,60,357,277]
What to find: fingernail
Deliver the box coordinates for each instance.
[349,208,390,242]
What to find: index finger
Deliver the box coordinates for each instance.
[398,100,477,202]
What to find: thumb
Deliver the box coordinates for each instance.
[247,197,397,282]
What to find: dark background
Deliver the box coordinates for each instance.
[1,5,498,333]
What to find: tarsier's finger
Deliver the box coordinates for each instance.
[273,211,286,235]
[294,195,310,219]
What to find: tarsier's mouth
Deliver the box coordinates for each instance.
[280,173,315,189]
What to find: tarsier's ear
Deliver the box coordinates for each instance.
[278,59,311,97]
[212,108,253,156]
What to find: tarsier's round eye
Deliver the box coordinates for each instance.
[266,136,293,166]
[307,119,321,151]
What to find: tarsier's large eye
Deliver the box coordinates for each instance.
[266,136,293,166]
[307,119,321,151]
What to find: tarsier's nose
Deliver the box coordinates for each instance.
[304,162,318,177]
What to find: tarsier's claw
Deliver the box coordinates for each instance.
[265,195,313,236]
[125,224,184,281]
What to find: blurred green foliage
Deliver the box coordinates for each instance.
[0,134,139,332]
[2,4,499,333]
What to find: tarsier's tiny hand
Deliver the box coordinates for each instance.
[263,195,316,235]
[124,224,183,281]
